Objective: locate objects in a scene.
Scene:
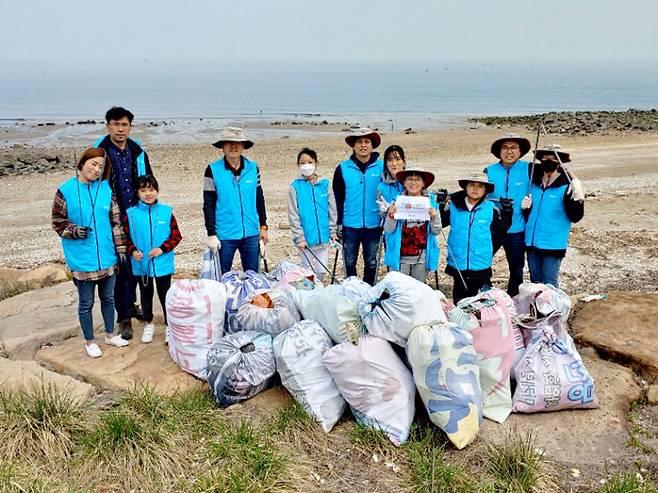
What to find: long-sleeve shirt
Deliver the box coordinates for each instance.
[51,189,126,281]
[287,175,337,245]
[332,152,380,226]
[202,156,267,236]
[123,213,182,256]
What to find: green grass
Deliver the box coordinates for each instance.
[348,420,395,449]
[596,471,657,493]
[484,431,547,493]
[0,281,32,301]
[268,400,313,434]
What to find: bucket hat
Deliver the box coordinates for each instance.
[212,127,254,150]
[345,127,381,149]
[490,133,531,159]
[458,171,495,194]
[535,144,571,163]
[396,164,435,189]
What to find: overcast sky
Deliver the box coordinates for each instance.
[1,0,657,64]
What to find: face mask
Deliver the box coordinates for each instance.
[540,159,559,173]
[299,163,316,176]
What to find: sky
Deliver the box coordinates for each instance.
[1,0,657,65]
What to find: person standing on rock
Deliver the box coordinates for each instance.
[94,106,153,341]
[52,147,130,358]
[332,128,384,285]
[203,127,268,274]
[522,145,585,287]
[484,133,532,296]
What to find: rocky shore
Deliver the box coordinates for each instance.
[0,144,75,176]
[470,109,658,136]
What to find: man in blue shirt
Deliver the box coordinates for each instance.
[95,106,153,340]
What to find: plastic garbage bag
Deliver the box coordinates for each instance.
[407,322,482,449]
[200,248,222,282]
[165,279,226,380]
[358,271,447,347]
[207,331,276,407]
[235,289,301,336]
[335,276,372,303]
[274,320,346,432]
[322,335,415,446]
[515,282,572,329]
[222,270,271,333]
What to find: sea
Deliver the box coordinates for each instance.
[1,59,657,145]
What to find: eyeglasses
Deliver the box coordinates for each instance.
[501,145,520,151]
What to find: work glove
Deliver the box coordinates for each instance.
[376,196,390,213]
[72,225,91,239]
[117,253,129,266]
[206,235,221,252]
[521,195,533,210]
[568,178,585,202]
[335,225,343,243]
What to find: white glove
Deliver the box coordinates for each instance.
[206,235,221,251]
[568,178,585,202]
[376,196,390,213]
[521,195,532,210]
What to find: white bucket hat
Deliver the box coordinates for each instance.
[458,171,495,194]
[345,127,381,149]
[212,127,254,149]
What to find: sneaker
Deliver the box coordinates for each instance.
[142,323,155,343]
[119,319,133,340]
[105,334,130,347]
[131,304,145,321]
[85,343,102,358]
[164,326,169,345]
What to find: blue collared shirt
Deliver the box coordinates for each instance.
[108,142,133,212]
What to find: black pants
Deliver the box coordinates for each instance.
[138,275,172,324]
[450,273,491,304]
[492,231,526,297]
[115,263,138,321]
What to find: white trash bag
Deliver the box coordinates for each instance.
[207,331,276,407]
[322,334,415,446]
[235,289,301,336]
[222,270,271,333]
[274,320,346,432]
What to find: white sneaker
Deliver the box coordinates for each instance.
[105,334,129,347]
[164,326,169,345]
[85,343,102,358]
[142,323,155,343]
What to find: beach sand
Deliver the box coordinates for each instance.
[1,126,657,295]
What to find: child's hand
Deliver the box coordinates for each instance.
[132,250,143,261]
[148,247,163,258]
[388,203,397,218]
[428,208,438,220]
[297,240,307,250]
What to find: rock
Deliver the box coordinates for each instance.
[0,281,99,359]
[36,326,200,395]
[648,385,658,405]
[17,264,68,288]
[571,292,658,382]
[0,358,94,402]
[480,351,641,465]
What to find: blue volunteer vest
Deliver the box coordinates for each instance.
[93,136,147,176]
[383,195,440,272]
[59,177,117,273]
[210,158,260,240]
[291,177,331,247]
[525,183,572,250]
[340,158,384,228]
[126,201,175,276]
[447,200,495,271]
[377,180,404,204]
[485,160,530,234]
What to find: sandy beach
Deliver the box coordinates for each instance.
[1,125,657,295]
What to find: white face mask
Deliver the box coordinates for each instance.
[299,163,316,176]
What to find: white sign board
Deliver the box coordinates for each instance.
[393,195,430,221]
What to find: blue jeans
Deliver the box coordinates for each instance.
[527,251,563,288]
[219,235,260,273]
[75,273,116,341]
[342,227,381,285]
[492,231,526,297]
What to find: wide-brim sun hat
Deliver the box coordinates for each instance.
[396,164,435,189]
[345,127,381,149]
[535,144,571,163]
[458,171,495,194]
[212,126,254,150]
[490,133,532,159]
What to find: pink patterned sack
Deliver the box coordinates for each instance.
[165,279,227,380]
[512,326,599,413]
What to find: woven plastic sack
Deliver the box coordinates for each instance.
[407,322,482,449]
[222,270,271,333]
[358,271,447,347]
[336,276,372,303]
[292,285,363,344]
[457,288,516,423]
[512,326,599,413]
[165,279,227,380]
[200,248,222,282]
[322,335,415,446]
[515,282,571,329]
[274,320,346,432]
[207,331,276,407]
[270,260,315,281]
[235,289,301,336]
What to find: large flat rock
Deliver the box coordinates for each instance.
[36,326,200,395]
[480,350,641,465]
[0,281,101,359]
[571,292,658,382]
[0,357,95,402]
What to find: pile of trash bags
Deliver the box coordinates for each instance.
[167,259,599,449]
